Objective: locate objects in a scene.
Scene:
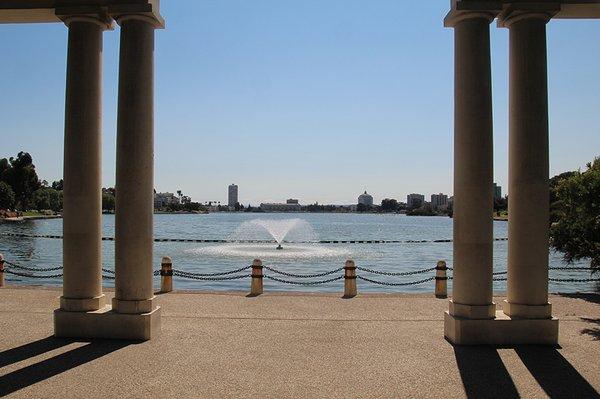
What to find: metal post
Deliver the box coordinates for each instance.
[344,259,357,298]
[250,259,263,296]
[435,260,448,298]
[160,256,173,293]
[0,253,5,288]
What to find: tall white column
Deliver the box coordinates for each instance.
[504,13,553,319]
[113,16,158,314]
[447,13,496,320]
[61,17,106,312]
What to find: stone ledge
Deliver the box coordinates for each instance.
[54,305,161,341]
[445,311,558,346]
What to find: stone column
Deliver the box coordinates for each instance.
[113,16,158,315]
[448,13,496,320]
[504,13,553,319]
[61,17,107,312]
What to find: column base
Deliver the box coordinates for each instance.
[445,311,558,346]
[112,296,156,314]
[503,300,552,319]
[449,300,496,319]
[60,294,106,312]
[54,305,161,340]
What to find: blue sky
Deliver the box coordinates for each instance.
[0,0,599,205]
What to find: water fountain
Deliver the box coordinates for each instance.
[240,218,315,249]
[186,218,350,260]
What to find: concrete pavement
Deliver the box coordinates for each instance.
[0,287,599,398]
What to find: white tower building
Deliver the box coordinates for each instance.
[228,184,238,209]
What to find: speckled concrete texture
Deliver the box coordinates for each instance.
[0,287,599,398]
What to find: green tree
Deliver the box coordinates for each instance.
[33,188,62,212]
[493,196,508,214]
[0,181,16,209]
[0,158,9,177]
[52,179,64,191]
[0,152,41,210]
[550,158,600,270]
[407,203,436,216]
[102,193,116,211]
[381,198,399,212]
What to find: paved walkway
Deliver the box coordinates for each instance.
[0,287,599,398]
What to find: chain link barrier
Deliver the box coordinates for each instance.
[356,266,437,276]
[172,269,249,281]
[2,256,598,287]
[171,265,252,277]
[548,267,597,271]
[549,277,600,283]
[4,269,64,279]
[4,260,63,272]
[3,268,117,280]
[356,275,435,286]
[263,265,344,279]
[263,274,344,285]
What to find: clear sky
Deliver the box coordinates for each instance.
[1,0,599,206]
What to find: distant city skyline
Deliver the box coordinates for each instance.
[2,0,598,205]
[157,183,468,206]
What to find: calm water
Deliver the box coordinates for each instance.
[0,213,596,293]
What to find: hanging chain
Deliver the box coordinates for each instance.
[356,275,435,286]
[263,274,344,285]
[262,266,344,279]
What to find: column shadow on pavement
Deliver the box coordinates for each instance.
[453,346,520,399]
[580,317,600,341]
[0,337,130,397]
[557,293,600,304]
[0,336,72,369]
[515,346,600,399]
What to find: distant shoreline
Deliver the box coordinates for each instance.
[0,214,62,222]
[0,211,509,220]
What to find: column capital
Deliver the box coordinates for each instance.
[444,1,502,27]
[497,3,561,28]
[109,2,165,29]
[56,6,114,30]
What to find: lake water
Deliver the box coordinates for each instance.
[0,213,596,294]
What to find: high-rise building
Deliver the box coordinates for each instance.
[228,184,238,208]
[493,183,502,200]
[431,193,448,210]
[407,193,425,209]
[358,191,374,207]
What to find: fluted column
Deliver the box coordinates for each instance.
[113,16,158,314]
[448,13,496,320]
[61,17,107,312]
[504,13,553,319]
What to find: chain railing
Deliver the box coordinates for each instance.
[263,265,344,279]
[0,253,598,298]
[172,270,250,281]
[4,260,63,272]
[356,275,435,286]
[356,266,437,276]
[173,265,252,277]
[263,274,344,285]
